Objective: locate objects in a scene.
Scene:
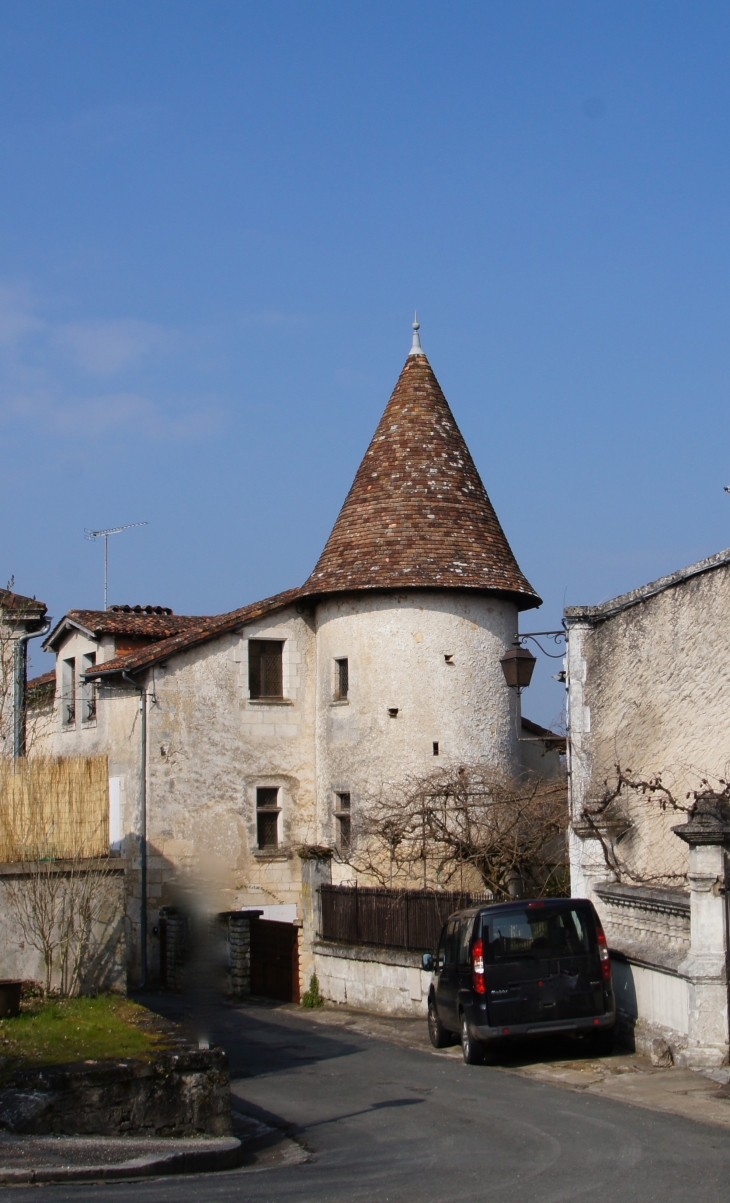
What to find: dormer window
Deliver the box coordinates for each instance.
[249,641,283,699]
[334,658,349,701]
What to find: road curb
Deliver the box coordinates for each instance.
[0,1136,242,1184]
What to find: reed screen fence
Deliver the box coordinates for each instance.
[0,755,109,861]
[319,884,492,953]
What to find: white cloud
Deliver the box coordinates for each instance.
[0,284,44,347]
[55,319,173,375]
[0,387,220,441]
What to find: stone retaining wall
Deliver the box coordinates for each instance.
[0,1047,231,1138]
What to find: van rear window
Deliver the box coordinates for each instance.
[483,907,594,961]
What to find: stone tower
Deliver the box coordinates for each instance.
[299,322,541,849]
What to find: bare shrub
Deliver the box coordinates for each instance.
[339,763,568,899]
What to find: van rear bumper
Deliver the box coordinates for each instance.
[472,1010,615,1042]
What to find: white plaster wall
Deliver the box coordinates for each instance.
[612,960,689,1036]
[314,591,520,851]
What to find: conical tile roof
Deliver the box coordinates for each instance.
[301,351,541,610]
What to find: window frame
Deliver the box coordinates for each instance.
[61,657,76,727]
[255,786,281,850]
[334,657,349,701]
[81,652,97,723]
[334,791,351,852]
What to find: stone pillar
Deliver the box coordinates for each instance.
[298,848,333,996]
[224,911,263,999]
[674,794,730,1069]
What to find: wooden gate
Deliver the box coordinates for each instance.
[250,919,300,1003]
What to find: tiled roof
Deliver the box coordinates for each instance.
[300,353,540,610]
[0,588,47,628]
[521,716,566,748]
[26,670,56,698]
[44,609,202,652]
[85,588,302,680]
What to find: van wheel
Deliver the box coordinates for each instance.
[461,1014,485,1065]
[428,1000,453,1048]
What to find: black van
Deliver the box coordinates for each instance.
[422,898,615,1064]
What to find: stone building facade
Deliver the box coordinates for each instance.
[566,548,730,1066]
[38,331,559,993]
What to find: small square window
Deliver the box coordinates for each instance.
[335,792,351,852]
[334,658,349,701]
[256,787,280,849]
[249,641,284,699]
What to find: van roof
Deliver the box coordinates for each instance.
[451,898,591,921]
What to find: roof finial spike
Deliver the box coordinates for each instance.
[409,311,423,356]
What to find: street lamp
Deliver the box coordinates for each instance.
[500,629,566,694]
[499,645,537,693]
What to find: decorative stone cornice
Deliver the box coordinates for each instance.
[672,792,730,848]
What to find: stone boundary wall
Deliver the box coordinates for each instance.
[594,882,690,1059]
[313,940,430,1017]
[594,882,690,972]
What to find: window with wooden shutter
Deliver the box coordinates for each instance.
[248,640,284,698]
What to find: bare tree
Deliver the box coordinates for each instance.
[339,763,568,899]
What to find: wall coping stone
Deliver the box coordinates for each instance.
[595,881,690,919]
[313,940,425,969]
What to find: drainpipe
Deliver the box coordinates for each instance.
[123,671,148,988]
[12,620,51,760]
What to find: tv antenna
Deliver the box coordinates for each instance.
[84,522,148,610]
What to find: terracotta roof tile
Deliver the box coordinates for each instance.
[86,588,302,679]
[300,353,540,610]
[44,609,202,651]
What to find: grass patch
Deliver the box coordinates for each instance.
[0,995,160,1071]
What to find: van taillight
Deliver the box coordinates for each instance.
[596,924,611,981]
[471,938,486,994]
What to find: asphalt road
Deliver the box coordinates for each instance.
[9,1002,730,1203]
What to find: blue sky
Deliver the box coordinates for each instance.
[3,2,730,725]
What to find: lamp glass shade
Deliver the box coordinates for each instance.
[500,646,537,690]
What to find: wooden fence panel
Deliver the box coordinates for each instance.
[319,885,492,952]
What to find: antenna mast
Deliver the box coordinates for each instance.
[84,522,148,610]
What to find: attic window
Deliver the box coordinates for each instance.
[334,658,349,701]
[256,787,280,849]
[249,640,284,699]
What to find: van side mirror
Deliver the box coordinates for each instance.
[421,952,434,972]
